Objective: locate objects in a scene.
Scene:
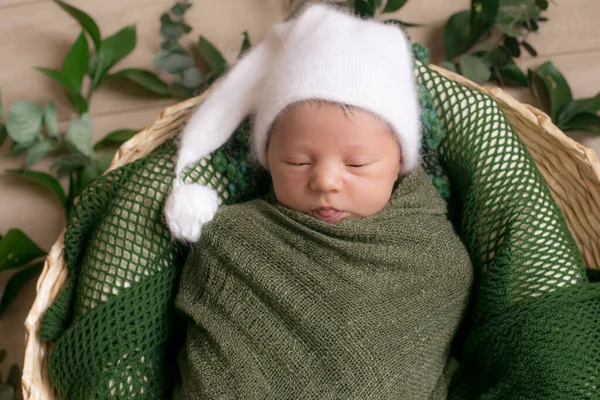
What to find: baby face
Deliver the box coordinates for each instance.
[266,102,402,223]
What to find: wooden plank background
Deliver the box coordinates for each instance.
[1,0,599,387]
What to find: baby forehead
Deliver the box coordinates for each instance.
[280,100,374,119]
[273,100,394,134]
[270,113,398,154]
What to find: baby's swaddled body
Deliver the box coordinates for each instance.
[175,166,473,400]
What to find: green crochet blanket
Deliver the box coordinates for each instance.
[40,47,600,399]
[175,166,472,399]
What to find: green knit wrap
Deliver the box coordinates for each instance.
[175,166,473,399]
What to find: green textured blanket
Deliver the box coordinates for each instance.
[175,166,473,399]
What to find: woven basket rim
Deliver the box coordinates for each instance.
[21,65,600,400]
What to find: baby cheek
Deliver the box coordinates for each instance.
[349,175,394,215]
[273,171,309,199]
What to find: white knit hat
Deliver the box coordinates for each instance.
[165,4,421,242]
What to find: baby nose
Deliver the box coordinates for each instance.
[310,165,342,193]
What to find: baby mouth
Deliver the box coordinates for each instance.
[312,208,344,223]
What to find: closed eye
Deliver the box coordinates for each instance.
[347,164,366,168]
[286,162,310,167]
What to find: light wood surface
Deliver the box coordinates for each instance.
[1,0,599,384]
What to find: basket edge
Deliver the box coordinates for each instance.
[21,65,600,399]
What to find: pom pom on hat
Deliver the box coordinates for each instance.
[164,181,220,243]
[164,4,421,242]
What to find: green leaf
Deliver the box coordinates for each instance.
[6,169,67,205]
[161,23,186,41]
[495,6,525,38]
[382,0,408,13]
[66,113,94,156]
[66,87,91,114]
[557,99,588,126]
[65,172,78,216]
[197,36,228,76]
[238,31,251,59]
[172,2,193,16]
[354,0,377,17]
[168,81,192,100]
[0,124,7,147]
[529,61,573,121]
[110,68,169,96]
[536,0,549,10]
[484,44,512,68]
[503,36,521,57]
[524,0,540,19]
[495,61,528,87]
[0,384,14,400]
[470,0,500,43]
[497,2,523,18]
[94,150,115,173]
[528,68,549,116]
[528,19,539,32]
[573,93,600,115]
[0,229,46,271]
[438,61,457,73]
[495,21,523,37]
[6,102,44,144]
[26,140,55,168]
[561,113,600,135]
[54,0,101,50]
[444,11,473,60]
[5,142,31,157]
[153,50,194,73]
[78,150,116,191]
[499,0,538,19]
[521,40,538,56]
[0,262,44,317]
[61,31,89,93]
[44,102,59,138]
[160,41,187,53]
[51,153,88,177]
[88,52,99,81]
[94,25,137,87]
[459,54,491,84]
[472,42,499,52]
[36,68,89,113]
[160,12,173,25]
[93,129,138,151]
[180,67,202,89]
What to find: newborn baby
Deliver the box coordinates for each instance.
[167,4,473,399]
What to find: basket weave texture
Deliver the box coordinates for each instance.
[21,64,600,399]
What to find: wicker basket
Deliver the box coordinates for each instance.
[21,66,600,399]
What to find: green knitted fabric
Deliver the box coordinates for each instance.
[415,67,600,398]
[413,62,600,399]
[39,52,600,399]
[175,166,472,399]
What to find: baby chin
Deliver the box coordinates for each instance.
[311,207,347,223]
